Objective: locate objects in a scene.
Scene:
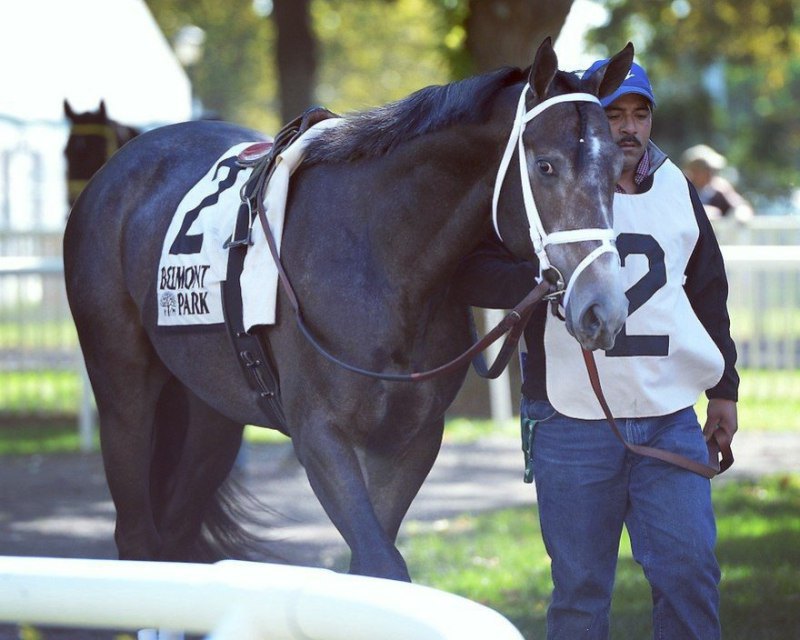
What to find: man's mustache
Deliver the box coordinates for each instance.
[616,136,641,147]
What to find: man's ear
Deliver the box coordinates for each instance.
[583,42,634,99]
[528,37,559,101]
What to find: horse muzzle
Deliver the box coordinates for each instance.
[563,254,628,352]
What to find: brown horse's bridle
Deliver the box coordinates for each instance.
[247,112,733,479]
[492,86,618,307]
[66,123,120,202]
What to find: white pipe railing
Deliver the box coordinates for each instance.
[0,556,524,640]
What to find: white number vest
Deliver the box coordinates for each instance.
[543,159,725,419]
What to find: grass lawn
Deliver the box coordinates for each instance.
[400,474,800,640]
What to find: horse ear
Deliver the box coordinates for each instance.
[583,42,635,99]
[63,99,76,120]
[99,100,107,118]
[528,37,558,100]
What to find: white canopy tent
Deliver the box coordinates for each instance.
[0,0,192,229]
[0,0,191,127]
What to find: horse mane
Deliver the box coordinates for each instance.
[304,66,526,164]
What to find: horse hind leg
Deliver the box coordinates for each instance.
[152,385,249,562]
[81,325,171,560]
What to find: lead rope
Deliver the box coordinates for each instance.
[581,348,733,478]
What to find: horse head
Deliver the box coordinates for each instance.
[493,38,633,352]
[63,99,139,206]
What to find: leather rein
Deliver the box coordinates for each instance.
[255,195,552,382]
[581,350,734,478]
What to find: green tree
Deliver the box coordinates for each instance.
[274,0,317,123]
[144,1,578,133]
[145,0,278,130]
[463,0,574,72]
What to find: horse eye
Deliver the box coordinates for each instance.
[537,160,554,175]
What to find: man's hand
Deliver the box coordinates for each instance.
[704,398,738,447]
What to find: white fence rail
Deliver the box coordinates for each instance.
[711,215,800,246]
[0,556,523,640]
[721,245,800,370]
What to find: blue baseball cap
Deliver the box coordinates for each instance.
[582,60,656,108]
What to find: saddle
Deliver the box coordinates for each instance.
[236,106,338,167]
[220,107,338,433]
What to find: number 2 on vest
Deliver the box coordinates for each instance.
[606,232,669,357]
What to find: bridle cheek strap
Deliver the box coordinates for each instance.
[492,86,617,297]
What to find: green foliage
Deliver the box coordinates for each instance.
[144,0,456,131]
[0,371,81,414]
[0,422,96,456]
[401,474,800,639]
[311,0,453,113]
[142,0,799,201]
[144,0,278,130]
[589,0,800,201]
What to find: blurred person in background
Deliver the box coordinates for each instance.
[681,144,754,222]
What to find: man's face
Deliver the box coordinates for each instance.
[605,93,653,174]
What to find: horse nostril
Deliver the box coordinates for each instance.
[581,304,602,338]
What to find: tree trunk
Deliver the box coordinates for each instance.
[273,0,317,124]
[466,0,574,72]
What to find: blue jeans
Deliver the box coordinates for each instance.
[522,398,721,640]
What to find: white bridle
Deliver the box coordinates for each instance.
[492,84,619,309]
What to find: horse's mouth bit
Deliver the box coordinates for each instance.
[541,266,567,320]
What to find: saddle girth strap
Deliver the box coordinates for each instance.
[581,349,734,478]
[221,192,287,432]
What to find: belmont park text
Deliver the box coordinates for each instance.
[159,264,213,317]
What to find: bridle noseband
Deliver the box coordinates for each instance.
[67,123,121,159]
[492,85,618,310]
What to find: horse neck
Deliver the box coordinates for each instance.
[365,124,504,297]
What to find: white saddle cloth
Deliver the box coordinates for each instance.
[156,118,342,330]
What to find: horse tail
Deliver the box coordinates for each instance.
[193,477,285,563]
[149,378,282,563]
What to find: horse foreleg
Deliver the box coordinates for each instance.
[293,415,411,581]
[364,417,445,544]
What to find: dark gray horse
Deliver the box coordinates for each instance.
[64,39,632,581]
